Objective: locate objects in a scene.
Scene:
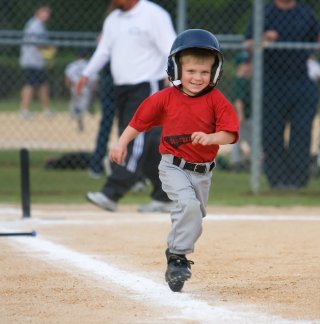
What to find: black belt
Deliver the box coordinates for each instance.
[173,156,215,174]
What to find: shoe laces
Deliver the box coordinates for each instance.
[168,254,194,269]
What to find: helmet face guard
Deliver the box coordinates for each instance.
[167,29,223,88]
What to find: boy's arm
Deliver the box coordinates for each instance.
[191,131,236,146]
[109,126,141,164]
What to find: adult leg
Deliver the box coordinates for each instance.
[102,133,146,200]
[89,72,115,174]
[20,68,35,115]
[101,83,151,201]
[20,85,34,113]
[285,80,318,187]
[263,82,288,187]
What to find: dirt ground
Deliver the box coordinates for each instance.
[0,204,319,323]
[0,112,102,150]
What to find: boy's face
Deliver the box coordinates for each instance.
[180,57,214,96]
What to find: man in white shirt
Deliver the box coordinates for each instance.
[77,0,176,212]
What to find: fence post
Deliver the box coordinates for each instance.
[250,0,264,194]
[176,0,187,34]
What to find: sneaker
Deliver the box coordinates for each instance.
[137,200,175,213]
[165,248,194,292]
[20,110,33,119]
[43,108,56,118]
[131,180,147,193]
[88,169,103,179]
[86,192,117,212]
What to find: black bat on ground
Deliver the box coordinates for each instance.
[0,230,37,237]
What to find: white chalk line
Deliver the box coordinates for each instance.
[3,233,304,324]
[0,206,319,227]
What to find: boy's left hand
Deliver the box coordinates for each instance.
[109,143,127,165]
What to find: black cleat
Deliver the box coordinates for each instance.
[165,248,194,292]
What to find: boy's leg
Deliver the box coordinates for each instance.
[159,155,212,291]
[159,155,211,254]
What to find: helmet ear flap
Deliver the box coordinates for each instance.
[210,52,223,87]
[167,54,181,81]
[217,67,223,81]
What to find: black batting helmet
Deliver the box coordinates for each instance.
[167,29,223,88]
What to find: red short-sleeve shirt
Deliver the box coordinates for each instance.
[129,86,239,163]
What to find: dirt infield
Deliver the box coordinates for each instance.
[0,112,103,150]
[1,204,319,323]
[0,112,319,155]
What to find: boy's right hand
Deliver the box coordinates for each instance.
[109,143,127,165]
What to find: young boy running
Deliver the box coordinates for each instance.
[109,29,239,292]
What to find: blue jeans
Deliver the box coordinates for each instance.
[262,77,318,188]
[89,72,115,174]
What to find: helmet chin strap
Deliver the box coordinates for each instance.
[169,81,213,97]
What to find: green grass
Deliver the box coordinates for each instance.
[0,97,100,114]
[0,149,319,207]
[0,97,61,113]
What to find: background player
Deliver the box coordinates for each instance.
[19,5,56,118]
[64,48,98,131]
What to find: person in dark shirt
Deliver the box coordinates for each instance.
[245,0,320,190]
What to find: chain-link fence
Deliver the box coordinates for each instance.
[0,0,319,199]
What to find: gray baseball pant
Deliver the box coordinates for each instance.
[159,154,213,255]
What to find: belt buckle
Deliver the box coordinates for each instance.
[194,164,206,173]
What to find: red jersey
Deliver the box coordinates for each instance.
[129,86,239,163]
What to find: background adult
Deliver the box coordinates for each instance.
[245,0,320,190]
[76,0,177,212]
[19,5,56,118]
[230,51,252,172]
